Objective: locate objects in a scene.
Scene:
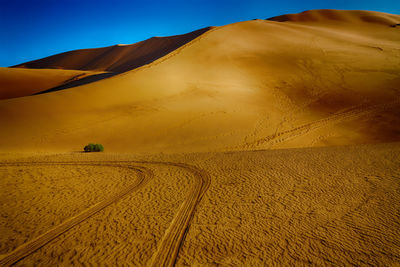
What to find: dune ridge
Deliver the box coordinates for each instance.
[268,9,400,26]
[12,27,212,73]
[2,27,212,98]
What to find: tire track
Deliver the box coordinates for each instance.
[0,160,211,266]
[147,162,211,267]
[242,98,400,149]
[0,162,154,266]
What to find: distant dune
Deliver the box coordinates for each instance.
[5,27,211,97]
[268,9,400,25]
[0,67,105,100]
[0,9,399,152]
[12,27,212,73]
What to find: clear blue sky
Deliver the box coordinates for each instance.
[0,0,399,67]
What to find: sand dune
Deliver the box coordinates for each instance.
[12,27,212,73]
[268,9,400,26]
[2,27,211,98]
[0,67,105,100]
[1,9,400,266]
[0,9,399,152]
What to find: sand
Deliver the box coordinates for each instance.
[12,27,212,74]
[0,67,105,100]
[0,27,211,100]
[0,142,399,265]
[0,10,399,152]
[0,9,400,266]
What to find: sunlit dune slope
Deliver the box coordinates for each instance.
[268,9,400,25]
[12,27,212,73]
[0,67,104,100]
[0,10,399,152]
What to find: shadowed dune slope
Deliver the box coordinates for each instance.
[12,27,212,73]
[0,67,105,100]
[3,27,211,98]
[1,27,211,99]
[0,10,399,152]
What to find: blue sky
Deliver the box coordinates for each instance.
[0,0,399,67]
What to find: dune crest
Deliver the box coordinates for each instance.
[12,27,213,73]
[268,9,400,26]
[1,27,212,98]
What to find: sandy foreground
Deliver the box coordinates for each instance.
[0,142,399,266]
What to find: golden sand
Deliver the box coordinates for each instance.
[0,143,399,265]
[0,9,400,266]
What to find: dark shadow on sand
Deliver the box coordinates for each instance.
[34,73,117,95]
[25,27,212,96]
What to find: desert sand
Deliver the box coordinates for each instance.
[0,9,400,266]
[0,143,399,265]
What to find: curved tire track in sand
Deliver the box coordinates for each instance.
[0,162,153,266]
[0,161,210,267]
[146,162,211,267]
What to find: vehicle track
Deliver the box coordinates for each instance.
[147,162,211,267]
[242,98,400,149]
[0,160,211,267]
[0,162,153,266]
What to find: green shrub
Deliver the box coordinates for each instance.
[94,144,103,152]
[84,143,104,152]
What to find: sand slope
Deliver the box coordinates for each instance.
[0,67,105,100]
[12,27,212,73]
[0,10,399,152]
[268,9,400,25]
[1,27,211,99]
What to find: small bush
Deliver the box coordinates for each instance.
[84,143,104,152]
